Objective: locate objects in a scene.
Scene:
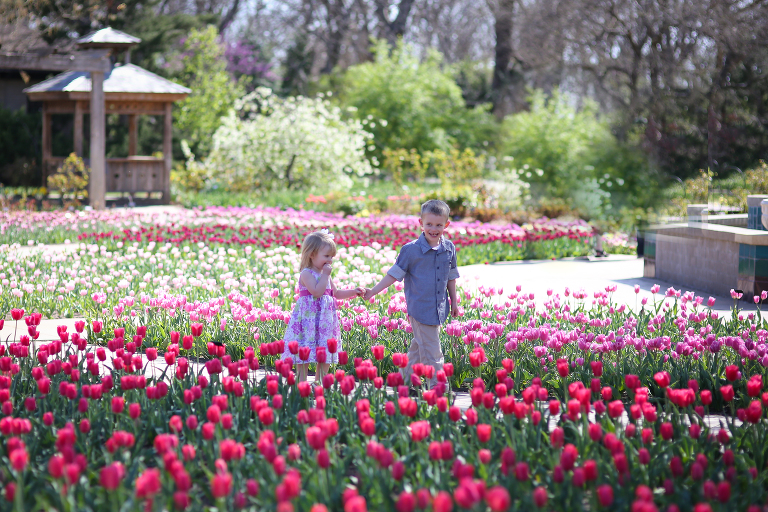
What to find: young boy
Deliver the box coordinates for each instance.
[364,199,460,388]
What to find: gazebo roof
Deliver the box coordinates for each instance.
[76,27,141,49]
[24,63,190,100]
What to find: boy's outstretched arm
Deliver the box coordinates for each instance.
[448,279,459,316]
[364,275,396,300]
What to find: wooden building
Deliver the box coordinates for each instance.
[22,28,190,205]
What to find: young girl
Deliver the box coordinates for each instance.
[282,230,364,382]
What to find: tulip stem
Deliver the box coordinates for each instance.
[14,472,23,512]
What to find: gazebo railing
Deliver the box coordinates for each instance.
[43,156,168,200]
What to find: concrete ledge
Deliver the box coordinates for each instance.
[649,222,768,246]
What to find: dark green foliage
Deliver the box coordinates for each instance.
[0,106,42,186]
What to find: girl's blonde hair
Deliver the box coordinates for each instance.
[299,230,337,271]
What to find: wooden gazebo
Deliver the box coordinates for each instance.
[23,28,190,205]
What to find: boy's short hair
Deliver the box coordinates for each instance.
[420,199,450,219]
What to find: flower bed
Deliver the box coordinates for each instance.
[0,210,766,511]
[0,207,595,264]
[1,303,768,511]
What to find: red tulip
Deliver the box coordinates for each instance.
[477,424,491,443]
[597,485,613,507]
[211,472,232,499]
[136,468,161,499]
[725,365,740,381]
[588,423,602,442]
[191,323,204,337]
[532,487,547,508]
[316,448,330,468]
[514,462,529,481]
[747,376,762,397]
[391,460,405,480]
[396,491,416,512]
[485,487,510,512]
[432,491,453,512]
[551,427,564,448]
[590,360,603,377]
[556,358,570,377]
[371,345,385,360]
[327,338,338,353]
[720,385,734,402]
[583,459,597,481]
[653,371,670,388]
[100,462,125,490]
[560,444,578,471]
[10,447,28,472]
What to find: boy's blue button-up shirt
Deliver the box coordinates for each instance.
[387,234,460,326]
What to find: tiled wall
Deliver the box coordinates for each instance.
[747,206,767,231]
[738,244,768,299]
[643,234,656,279]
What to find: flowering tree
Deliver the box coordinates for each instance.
[202,87,375,191]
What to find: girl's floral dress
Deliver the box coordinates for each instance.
[281,268,341,364]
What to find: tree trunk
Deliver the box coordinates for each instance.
[374,0,417,47]
[219,0,242,34]
[490,0,521,117]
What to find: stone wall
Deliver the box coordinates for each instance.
[654,232,739,296]
[644,221,768,299]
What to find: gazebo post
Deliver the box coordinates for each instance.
[163,102,172,203]
[74,101,83,157]
[90,71,106,210]
[41,102,51,185]
[128,114,137,156]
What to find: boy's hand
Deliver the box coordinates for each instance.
[355,287,366,297]
[363,289,375,301]
[451,304,460,317]
[321,263,332,275]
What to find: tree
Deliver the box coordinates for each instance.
[172,26,245,158]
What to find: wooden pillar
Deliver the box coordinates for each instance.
[163,102,172,203]
[41,102,52,186]
[89,72,106,210]
[128,114,138,156]
[74,101,83,157]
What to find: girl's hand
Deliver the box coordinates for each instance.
[321,263,332,275]
[355,287,366,297]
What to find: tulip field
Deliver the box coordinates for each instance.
[1,207,768,512]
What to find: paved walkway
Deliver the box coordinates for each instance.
[458,255,757,317]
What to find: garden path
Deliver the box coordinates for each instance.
[457,255,758,318]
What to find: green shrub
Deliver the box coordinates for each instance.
[501,89,656,219]
[339,40,497,160]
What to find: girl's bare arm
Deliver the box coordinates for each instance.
[300,268,331,299]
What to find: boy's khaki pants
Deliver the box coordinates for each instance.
[401,316,443,388]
